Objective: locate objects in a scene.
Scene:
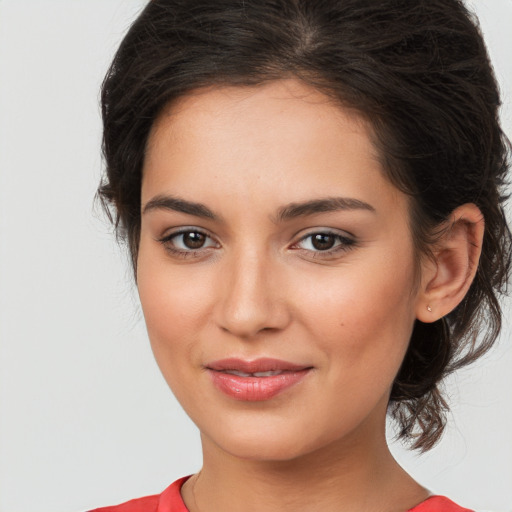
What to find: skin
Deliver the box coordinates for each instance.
[137,79,484,512]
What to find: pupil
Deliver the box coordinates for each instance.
[184,232,206,249]
[312,233,335,251]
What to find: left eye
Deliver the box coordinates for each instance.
[296,232,354,252]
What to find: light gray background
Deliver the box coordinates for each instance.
[0,1,511,511]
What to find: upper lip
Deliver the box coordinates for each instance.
[206,358,311,373]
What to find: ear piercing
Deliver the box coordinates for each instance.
[427,305,432,312]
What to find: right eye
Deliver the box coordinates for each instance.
[158,228,219,257]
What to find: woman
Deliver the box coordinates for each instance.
[92,0,511,510]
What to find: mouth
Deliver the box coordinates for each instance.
[222,369,288,377]
[205,358,312,401]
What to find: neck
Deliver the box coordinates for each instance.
[182,423,428,512]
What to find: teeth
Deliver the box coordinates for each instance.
[224,370,251,377]
[253,371,283,377]
[224,370,283,377]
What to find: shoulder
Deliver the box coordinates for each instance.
[88,476,190,512]
[410,496,474,512]
[89,494,160,512]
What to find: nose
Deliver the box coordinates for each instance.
[215,249,291,338]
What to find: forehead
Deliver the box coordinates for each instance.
[148,79,372,153]
[142,79,402,214]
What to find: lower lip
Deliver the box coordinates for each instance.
[208,369,310,401]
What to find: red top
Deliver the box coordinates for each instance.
[89,476,473,512]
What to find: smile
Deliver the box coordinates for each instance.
[223,369,286,377]
[206,358,312,401]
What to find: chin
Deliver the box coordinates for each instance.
[221,436,312,462]
[200,419,341,464]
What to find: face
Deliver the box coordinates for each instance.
[138,79,422,462]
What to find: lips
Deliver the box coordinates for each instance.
[223,369,285,377]
[206,358,312,401]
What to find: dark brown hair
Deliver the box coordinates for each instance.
[99,0,511,451]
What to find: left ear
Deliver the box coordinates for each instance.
[416,203,485,323]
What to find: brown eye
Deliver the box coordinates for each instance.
[294,230,356,256]
[182,231,207,249]
[311,233,336,251]
[159,229,217,254]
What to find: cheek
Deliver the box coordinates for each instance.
[137,263,213,415]
[292,255,417,375]
[136,245,212,368]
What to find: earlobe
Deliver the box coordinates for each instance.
[416,203,484,323]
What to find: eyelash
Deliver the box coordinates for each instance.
[158,228,219,259]
[157,228,357,259]
[292,230,357,258]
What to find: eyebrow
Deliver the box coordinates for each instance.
[142,194,375,222]
[275,197,375,222]
[142,195,217,220]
